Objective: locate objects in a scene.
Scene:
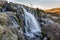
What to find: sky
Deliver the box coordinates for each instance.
[7,0,60,9]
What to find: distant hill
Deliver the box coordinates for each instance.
[45,8,60,14]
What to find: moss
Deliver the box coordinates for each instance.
[55,18,60,23]
[41,26,47,37]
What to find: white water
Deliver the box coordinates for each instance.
[23,8,41,39]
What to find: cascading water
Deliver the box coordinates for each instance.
[22,8,42,40]
[9,16,19,27]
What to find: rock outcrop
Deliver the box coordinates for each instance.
[0,12,25,40]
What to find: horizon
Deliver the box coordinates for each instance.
[7,0,60,10]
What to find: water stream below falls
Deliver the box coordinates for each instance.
[22,8,42,40]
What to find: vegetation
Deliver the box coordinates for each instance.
[45,8,60,14]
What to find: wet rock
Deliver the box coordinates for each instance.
[41,17,60,40]
[0,12,25,40]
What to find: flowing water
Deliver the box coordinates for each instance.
[9,16,19,28]
[22,8,42,40]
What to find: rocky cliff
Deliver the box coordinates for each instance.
[0,1,60,40]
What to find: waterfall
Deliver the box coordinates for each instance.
[23,8,42,40]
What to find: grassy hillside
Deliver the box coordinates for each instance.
[45,8,60,14]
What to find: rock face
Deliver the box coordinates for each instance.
[40,14,60,40]
[0,0,3,5]
[0,0,7,6]
[0,12,25,40]
[0,25,18,40]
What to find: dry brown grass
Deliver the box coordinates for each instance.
[45,8,60,14]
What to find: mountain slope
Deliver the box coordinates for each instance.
[45,8,60,14]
